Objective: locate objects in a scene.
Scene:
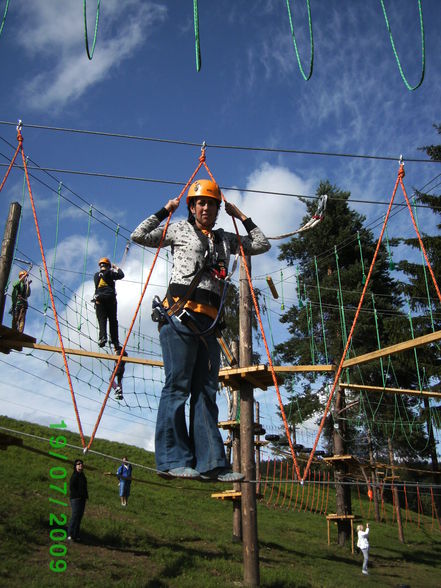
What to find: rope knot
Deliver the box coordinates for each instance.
[398,165,405,180]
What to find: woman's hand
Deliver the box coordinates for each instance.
[165,198,180,213]
[225,201,247,222]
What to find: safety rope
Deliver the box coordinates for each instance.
[83,0,101,60]
[78,205,92,330]
[301,164,405,482]
[85,149,206,451]
[285,0,314,81]
[0,0,10,38]
[380,0,425,91]
[314,256,329,363]
[193,0,201,71]
[0,124,86,446]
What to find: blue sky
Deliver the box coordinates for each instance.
[0,1,440,459]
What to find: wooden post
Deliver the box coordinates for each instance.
[333,382,352,546]
[239,256,259,586]
[231,340,242,543]
[0,202,22,323]
[388,438,404,543]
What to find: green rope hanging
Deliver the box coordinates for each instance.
[296,266,303,308]
[384,222,395,271]
[380,0,425,91]
[83,0,101,60]
[112,224,120,262]
[50,182,62,286]
[285,0,314,81]
[264,294,276,351]
[280,270,285,311]
[314,256,329,363]
[357,231,367,285]
[193,0,201,71]
[0,0,10,38]
[78,205,93,330]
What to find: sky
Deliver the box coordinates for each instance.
[0,0,440,462]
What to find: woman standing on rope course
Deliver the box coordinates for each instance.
[356,522,370,575]
[93,257,124,350]
[131,179,271,482]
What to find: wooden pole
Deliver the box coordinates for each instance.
[255,401,261,496]
[239,256,259,586]
[388,438,404,543]
[0,202,21,323]
[231,340,242,543]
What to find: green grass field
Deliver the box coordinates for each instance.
[0,415,440,587]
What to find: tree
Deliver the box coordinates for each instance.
[275,180,430,543]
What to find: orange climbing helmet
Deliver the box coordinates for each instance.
[186,179,221,205]
[98,257,111,266]
[18,270,27,278]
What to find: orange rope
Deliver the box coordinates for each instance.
[275,460,283,507]
[403,484,411,525]
[430,487,441,532]
[266,460,277,506]
[0,135,20,193]
[310,470,316,512]
[262,458,270,499]
[324,472,330,515]
[314,470,321,514]
[417,484,422,527]
[298,477,306,511]
[287,462,295,510]
[9,129,86,447]
[281,461,289,508]
[302,165,405,481]
[86,153,205,450]
[293,473,300,511]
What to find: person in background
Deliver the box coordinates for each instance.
[93,257,124,349]
[131,179,271,481]
[68,459,88,542]
[10,270,31,333]
[356,522,370,575]
[116,456,132,506]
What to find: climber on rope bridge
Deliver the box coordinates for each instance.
[131,179,271,481]
[93,257,124,350]
[10,270,32,333]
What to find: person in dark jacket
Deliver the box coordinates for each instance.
[10,270,31,333]
[116,456,132,506]
[67,459,88,541]
[93,257,124,349]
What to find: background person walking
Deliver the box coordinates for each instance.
[117,456,132,506]
[356,522,370,575]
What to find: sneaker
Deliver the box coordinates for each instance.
[362,570,369,575]
[114,386,123,400]
[98,337,107,348]
[167,467,201,479]
[200,467,245,483]
[67,536,72,541]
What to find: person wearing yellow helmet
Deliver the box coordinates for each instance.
[93,257,124,349]
[10,270,32,333]
[131,179,270,482]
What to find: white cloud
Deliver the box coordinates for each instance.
[16,0,167,111]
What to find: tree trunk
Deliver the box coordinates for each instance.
[333,383,352,546]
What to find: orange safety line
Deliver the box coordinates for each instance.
[262,458,270,499]
[430,487,441,532]
[304,469,311,512]
[201,157,302,480]
[403,484,411,525]
[281,461,289,508]
[323,471,330,515]
[287,462,295,510]
[391,481,396,523]
[314,470,321,514]
[293,472,300,510]
[302,165,405,482]
[298,476,306,511]
[0,137,20,193]
[266,459,277,506]
[310,470,316,513]
[86,153,205,451]
[275,460,284,507]
[11,130,87,447]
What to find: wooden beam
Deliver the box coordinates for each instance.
[340,382,441,399]
[341,330,441,368]
[273,364,334,373]
[0,340,163,367]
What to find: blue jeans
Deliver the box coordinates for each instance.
[155,312,228,473]
[361,548,369,572]
[68,498,86,539]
